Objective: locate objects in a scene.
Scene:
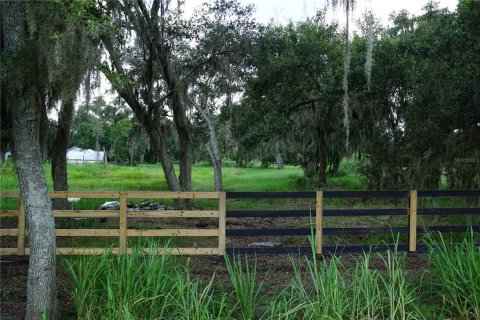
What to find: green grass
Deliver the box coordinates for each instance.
[0,160,308,192]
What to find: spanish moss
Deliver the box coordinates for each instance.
[364,11,374,90]
[342,6,351,152]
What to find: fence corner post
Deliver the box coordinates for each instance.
[409,190,417,252]
[316,191,323,255]
[119,192,128,254]
[218,192,226,256]
[17,197,26,255]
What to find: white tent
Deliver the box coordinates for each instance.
[67,147,107,164]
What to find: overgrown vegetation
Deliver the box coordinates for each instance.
[65,232,479,319]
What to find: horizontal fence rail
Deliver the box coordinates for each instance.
[0,191,226,256]
[0,190,479,256]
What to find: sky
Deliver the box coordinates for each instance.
[183,0,458,26]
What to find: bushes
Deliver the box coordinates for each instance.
[66,233,479,319]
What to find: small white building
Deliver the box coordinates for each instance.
[67,147,107,164]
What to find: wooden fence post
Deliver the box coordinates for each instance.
[316,191,323,255]
[409,190,417,252]
[218,192,226,256]
[119,192,127,254]
[17,197,26,255]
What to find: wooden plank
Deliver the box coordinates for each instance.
[127,210,219,218]
[227,244,410,255]
[0,248,18,255]
[126,191,220,199]
[139,247,219,255]
[56,229,119,237]
[17,199,25,255]
[53,210,119,218]
[218,192,226,256]
[324,190,408,198]
[0,228,19,236]
[417,225,480,233]
[126,229,218,237]
[316,191,323,255]
[417,189,480,197]
[0,191,20,198]
[226,192,316,199]
[323,208,407,217]
[226,210,312,218]
[0,210,19,217]
[49,191,120,198]
[409,190,417,252]
[323,227,409,235]
[417,208,480,215]
[226,247,312,255]
[227,227,413,236]
[227,228,311,236]
[119,192,127,254]
[323,244,409,254]
[3,247,218,256]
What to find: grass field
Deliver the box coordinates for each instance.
[0,158,364,192]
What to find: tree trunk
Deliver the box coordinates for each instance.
[274,141,284,169]
[39,100,49,163]
[2,3,58,319]
[317,129,327,185]
[206,119,224,192]
[194,102,224,191]
[14,96,58,320]
[51,99,74,210]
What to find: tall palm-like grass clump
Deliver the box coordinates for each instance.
[287,246,422,320]
[225,255,267,320]
[426,229,480,319]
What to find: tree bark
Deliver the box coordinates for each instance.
[2,3,58,318]
[317,129,327,185]
[195,103,224,191]
[51,99,74,210]
[274,141,284,169]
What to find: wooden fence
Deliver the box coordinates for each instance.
[0,191,226,256]
[0,190,479,256]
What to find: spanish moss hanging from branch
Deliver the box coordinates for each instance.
[342,2,352,152]
[329,0,355,152]
[364,10,375,90]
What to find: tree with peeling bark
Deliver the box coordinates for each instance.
[1,1,98,317]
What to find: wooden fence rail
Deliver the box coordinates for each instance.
[0,191,225,256]
[0,190,479,256]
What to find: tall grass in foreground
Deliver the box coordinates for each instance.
[64,240,227,319]
[225,255,265,319]
[286,251,422,320]
[66,232,479,319]
[425,229,480,319]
